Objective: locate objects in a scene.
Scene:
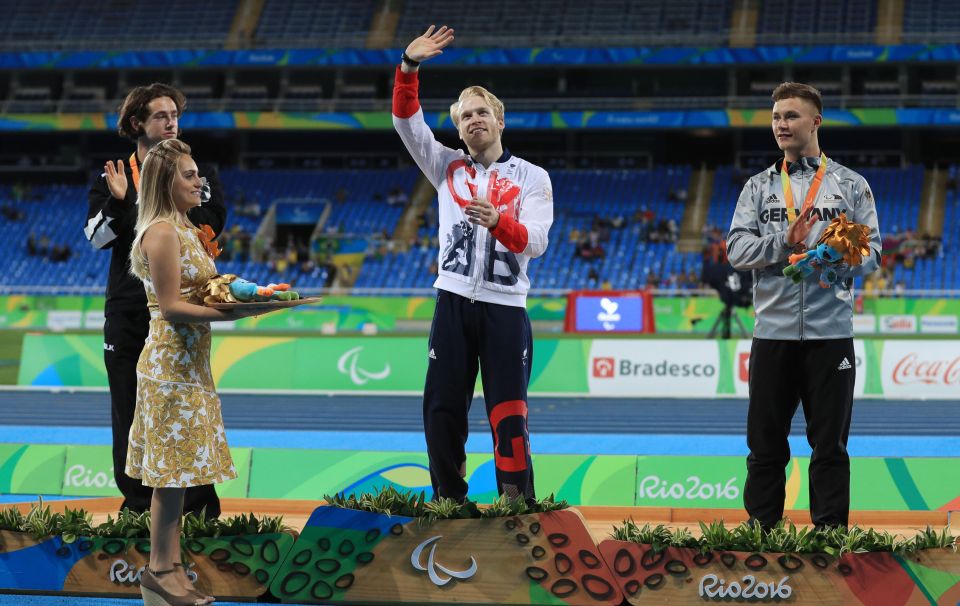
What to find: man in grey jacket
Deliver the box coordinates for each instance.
[727,82,881,530]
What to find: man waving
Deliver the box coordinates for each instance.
[393,26,554,504]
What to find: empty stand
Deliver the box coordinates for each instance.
[255,0,375,47]
[394,0,731,47]
[0,0,238,49]
[757,0,877,42]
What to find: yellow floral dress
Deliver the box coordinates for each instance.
[125,220,236,488]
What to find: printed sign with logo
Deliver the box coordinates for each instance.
[592,357,616,378]
[879,314,917,334]
[83,310,106,330]
[635,456,747,508]
[574,296,644,332]
[62,445,120,497]
[587,340,719,397]
[852,313,876,334]
[274,201,324,225]
[733,339,752,397]
[881,341,960,399]
[920,315,958,335]
[337,346,392,386]
[46,310,83,331]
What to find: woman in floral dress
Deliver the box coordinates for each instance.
[127,139,267,606]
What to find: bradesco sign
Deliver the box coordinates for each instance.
[587,340,719,397]
[881,340,960,399]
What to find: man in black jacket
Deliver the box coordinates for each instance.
[85,83,226,517]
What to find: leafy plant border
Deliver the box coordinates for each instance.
[612,518,958,556]
[323,486,568,523]
[0,497,291,543]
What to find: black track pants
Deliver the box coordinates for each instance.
[744,337,856,528]
[422,290,535,503]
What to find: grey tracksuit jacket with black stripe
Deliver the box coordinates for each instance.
[727,155,882,340]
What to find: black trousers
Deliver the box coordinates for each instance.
[104,310,221,517]
[423,290,535,502]
[744,337,855,529]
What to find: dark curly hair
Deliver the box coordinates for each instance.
[116,83,186,141]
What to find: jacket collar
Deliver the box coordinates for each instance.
[470,147,512,167]
[768,153,825,175]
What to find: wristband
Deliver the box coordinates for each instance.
[401,52,420,67]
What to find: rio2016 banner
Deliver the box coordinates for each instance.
[2,444,957,511]
[18,335,960,399]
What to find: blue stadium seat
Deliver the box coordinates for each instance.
[0,0,238,49]
[4,165,951,293]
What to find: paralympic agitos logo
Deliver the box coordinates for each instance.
[337,346,391,385]
[411,536,478,587]
[760,206,846,224]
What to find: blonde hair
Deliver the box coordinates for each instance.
[449,85,505,126]
[129,139,193,280]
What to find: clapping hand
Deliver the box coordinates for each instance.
[786,207,818,246]
[104,159,128,200]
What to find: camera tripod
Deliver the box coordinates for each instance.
[708,303,749,339]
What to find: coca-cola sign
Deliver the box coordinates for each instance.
[882,341,960,399]
[891,353,960,386]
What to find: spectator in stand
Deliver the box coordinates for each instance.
[26,232,38,256]
[50,243,72,262]
[386,187,410,207]
[1,203,24,221]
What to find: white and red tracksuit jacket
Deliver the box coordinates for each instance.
[392,67,554,308]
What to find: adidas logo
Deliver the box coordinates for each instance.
[837,357,852,370]
[428,348,437,360]
[764,194,780,206]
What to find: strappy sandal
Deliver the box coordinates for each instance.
[174,562,215,603]
[140,567,207,606]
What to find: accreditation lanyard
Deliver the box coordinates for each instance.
[129,152,140,193]
[780,152,827,223]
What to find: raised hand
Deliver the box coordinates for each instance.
[404,25,455,64]
[104,159,128,200]
[786,206,818,246]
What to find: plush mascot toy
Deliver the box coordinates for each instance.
[202,274,301,304]
[783,213,872,288]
